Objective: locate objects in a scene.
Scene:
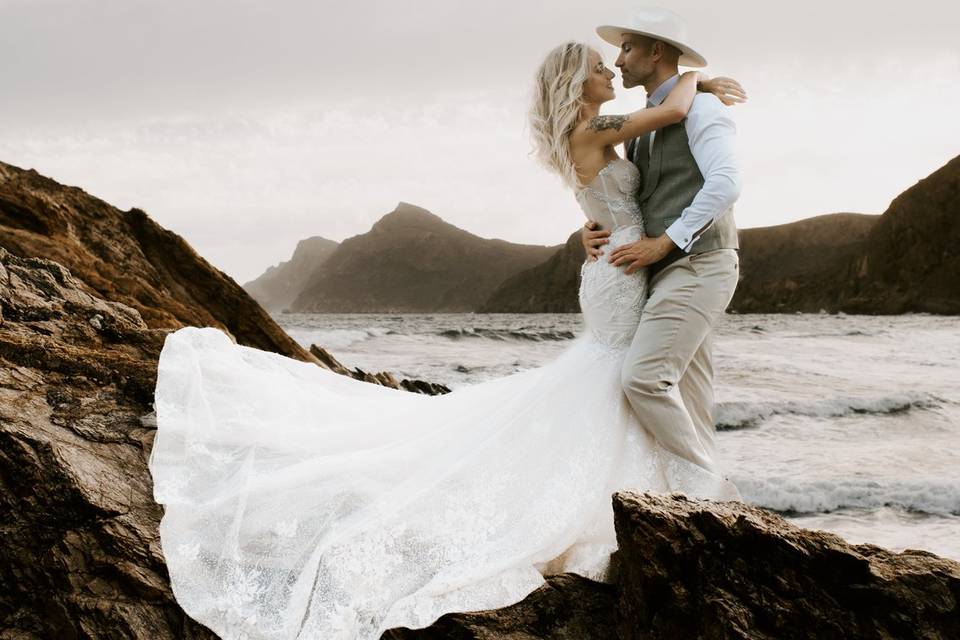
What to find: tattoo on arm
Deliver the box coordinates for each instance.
[586,115,627,132]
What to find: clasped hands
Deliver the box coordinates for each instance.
[581,220,675,274]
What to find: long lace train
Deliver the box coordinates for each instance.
[149,323,739,639]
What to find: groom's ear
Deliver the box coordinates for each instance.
[651,40,669,63]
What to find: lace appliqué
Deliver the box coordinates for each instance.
[578,226,649,353]
[578,161,644,229]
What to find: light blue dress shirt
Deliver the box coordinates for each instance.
[644,73,742,252]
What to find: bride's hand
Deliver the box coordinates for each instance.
[699,75,748,106]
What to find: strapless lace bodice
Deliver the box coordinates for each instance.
[575,158,644,234]
[574,158,649,352]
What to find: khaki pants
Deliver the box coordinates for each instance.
[620,249,739,473]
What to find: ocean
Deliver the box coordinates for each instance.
[274,311,960,561]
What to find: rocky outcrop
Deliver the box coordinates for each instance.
[0,159,314,362]
[290,202,562,313]
[242,235,339,313]
[478,229,587,313]
[610,492,960,640]
[0,247,217,638]
[382,573,617,639]
[392,492,960,639]
[308,343,451,395]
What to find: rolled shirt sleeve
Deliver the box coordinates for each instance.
[664,93,742,252]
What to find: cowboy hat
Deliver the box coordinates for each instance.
[596,7,707,68]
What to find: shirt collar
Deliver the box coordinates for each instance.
[646,73,680,106]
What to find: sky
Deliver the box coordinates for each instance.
[1,0,958,284]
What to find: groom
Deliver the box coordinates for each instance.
[584,8,741,473]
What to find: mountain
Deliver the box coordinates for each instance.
[479,155,960,315]
[243,235,339,312]
[843,154,960,314]
[729,213,879,313]
[290,202,562,312]
[478,228,587,313]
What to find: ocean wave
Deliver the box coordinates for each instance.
[715,392,944,430]
[293,327,393,350]
[438,327,576,342]
[734,476,960,516]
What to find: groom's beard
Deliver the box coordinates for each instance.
[622,67,655,90]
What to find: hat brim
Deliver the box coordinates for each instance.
[595,24,707,68]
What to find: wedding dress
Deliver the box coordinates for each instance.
[148,157,741,640]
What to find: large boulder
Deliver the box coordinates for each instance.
[611,492,960,640]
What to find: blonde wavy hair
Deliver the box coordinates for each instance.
[528,41,593,191]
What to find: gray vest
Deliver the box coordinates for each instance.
[628,118,739,278]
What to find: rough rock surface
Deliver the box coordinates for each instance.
[382,573,618,640]
[611,492,960,640]
[0,159,313,361]
[0,247,218,639]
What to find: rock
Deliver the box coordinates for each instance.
[381,573,618,640]
[0,159,314,362]
[309,343,451,395]
[0,247,217,639]
[0,167,457,637]
[398,378,451,395]
[611,491,960,640]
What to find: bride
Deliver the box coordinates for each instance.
[149,42,744,639]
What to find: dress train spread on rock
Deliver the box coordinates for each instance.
[148,159,740,639]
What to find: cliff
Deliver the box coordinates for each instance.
[843,154,960,314]
[242,235,339,313]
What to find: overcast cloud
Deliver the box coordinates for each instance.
[1,0,957,283]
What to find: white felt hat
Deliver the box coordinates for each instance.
[596,7,707,68]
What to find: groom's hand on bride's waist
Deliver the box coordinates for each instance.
[581,220,610,262]
[607,235,675,274]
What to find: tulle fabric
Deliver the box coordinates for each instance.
[149,170,741,638]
